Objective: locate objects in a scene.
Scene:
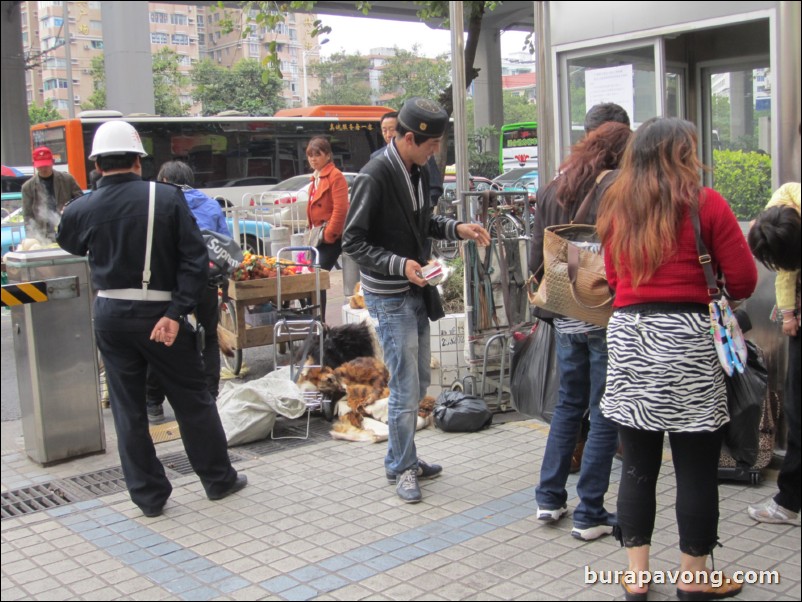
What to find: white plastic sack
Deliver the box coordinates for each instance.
[217,367,307,445]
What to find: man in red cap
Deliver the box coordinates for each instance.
[21,146,82,240]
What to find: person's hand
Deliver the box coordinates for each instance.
[457,222,491,246]
[782,312,799,337]
[404,260,427,287]
[150,317,180,347]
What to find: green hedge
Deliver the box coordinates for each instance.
[713,149,772,221]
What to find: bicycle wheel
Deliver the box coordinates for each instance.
[432,238,460,260]
[488,213,524,239]
[218,299,243,375]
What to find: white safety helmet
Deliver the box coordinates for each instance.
[88,121,148,160]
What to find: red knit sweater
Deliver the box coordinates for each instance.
[604,188,758,307]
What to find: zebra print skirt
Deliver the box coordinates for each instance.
[600,309,728,432]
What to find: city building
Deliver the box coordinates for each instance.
[20,1,322,117]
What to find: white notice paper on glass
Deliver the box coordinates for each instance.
[586,65,634,122]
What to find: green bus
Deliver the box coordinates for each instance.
[499,122,538,173]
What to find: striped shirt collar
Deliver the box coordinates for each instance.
[386,138,424,213]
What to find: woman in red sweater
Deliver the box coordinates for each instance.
[305,136,349,320]
[597,118,757,601]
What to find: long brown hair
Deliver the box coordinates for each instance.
[555,121,632,209]
[597,117,703,288]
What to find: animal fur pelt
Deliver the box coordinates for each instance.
[299,321,378,370]
[218,324,234,357]
[349,282,366,309]
[330,394,435,443]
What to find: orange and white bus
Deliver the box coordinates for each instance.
[30,105,391,207]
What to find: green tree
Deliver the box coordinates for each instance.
[711,94,731,146]
[468,125,500,178]
[503,91,536,125]
[379,46,451,109]
[225,1,499,113]
[152,48,190,116]
[81,51,189,115]
[28,99,61,124]
[309,52,372,106]
[192,59,284,115]
[81,55,106,111]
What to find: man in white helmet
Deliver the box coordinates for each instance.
[57,120,246,518]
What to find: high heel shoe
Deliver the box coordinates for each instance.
[676,576,742,601]
[621,581,648,601]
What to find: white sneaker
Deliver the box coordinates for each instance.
[537,505,568,523]
[748,500,800,526]
[571,524,613,541]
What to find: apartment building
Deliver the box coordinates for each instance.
[21,1,321,117]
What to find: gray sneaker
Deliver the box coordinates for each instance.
[386,459,443,484]
[396,469,422,503]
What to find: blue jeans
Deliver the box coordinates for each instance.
[364,290,431,476]
[535,329,618,528]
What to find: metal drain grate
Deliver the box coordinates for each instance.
[65,467,128,497]
[158,450,250,476]
[1,483,78,519]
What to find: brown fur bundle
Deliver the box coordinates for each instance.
[334,357,389,390]
[418,395,436,419]
[218,324,234,357]
[349,282,366,309]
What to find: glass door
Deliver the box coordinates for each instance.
[701,60,772,220]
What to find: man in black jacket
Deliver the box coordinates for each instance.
[57,121,246,518]
[343,98,489,503]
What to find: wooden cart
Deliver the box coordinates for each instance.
[217,271,330,374]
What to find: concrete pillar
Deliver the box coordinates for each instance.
[101,3,155,115]
[1,1,31,165]
[473,27,504,160]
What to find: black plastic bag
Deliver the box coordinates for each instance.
[723,340,767,467]
[202,229,244,283]
[433,391,493,432]
[509,320,559,423]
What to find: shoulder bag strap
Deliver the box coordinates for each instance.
[572,169,614,224]
[142,182,156,299]
[690,205,720,300]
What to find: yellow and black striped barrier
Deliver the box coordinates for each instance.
[1,276,79,307]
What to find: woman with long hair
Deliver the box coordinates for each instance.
[531,121,631,541]
[305,135,349,320]
[597,117,757,600]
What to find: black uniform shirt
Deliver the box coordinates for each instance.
[57,172,208,331]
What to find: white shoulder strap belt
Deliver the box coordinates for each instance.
[97,182,172,302]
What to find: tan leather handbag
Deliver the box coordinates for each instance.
[529,171,614,327]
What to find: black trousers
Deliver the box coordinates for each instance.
[96,322,237,513]
[146,284,221,402]
[616,425,724,556]
[776,332,801,512]
[314,238,341,321]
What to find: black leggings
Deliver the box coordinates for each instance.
[616,425,724,556]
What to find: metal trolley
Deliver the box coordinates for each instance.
[443,190,535,410]
[270,246,334,439]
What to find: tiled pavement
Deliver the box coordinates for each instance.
[2,411,800,601]
[2,271,800,600]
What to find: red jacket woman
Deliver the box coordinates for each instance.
[304,136,349,319]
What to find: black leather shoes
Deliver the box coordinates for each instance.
[208,474,248,501]
[140,504,165,518]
